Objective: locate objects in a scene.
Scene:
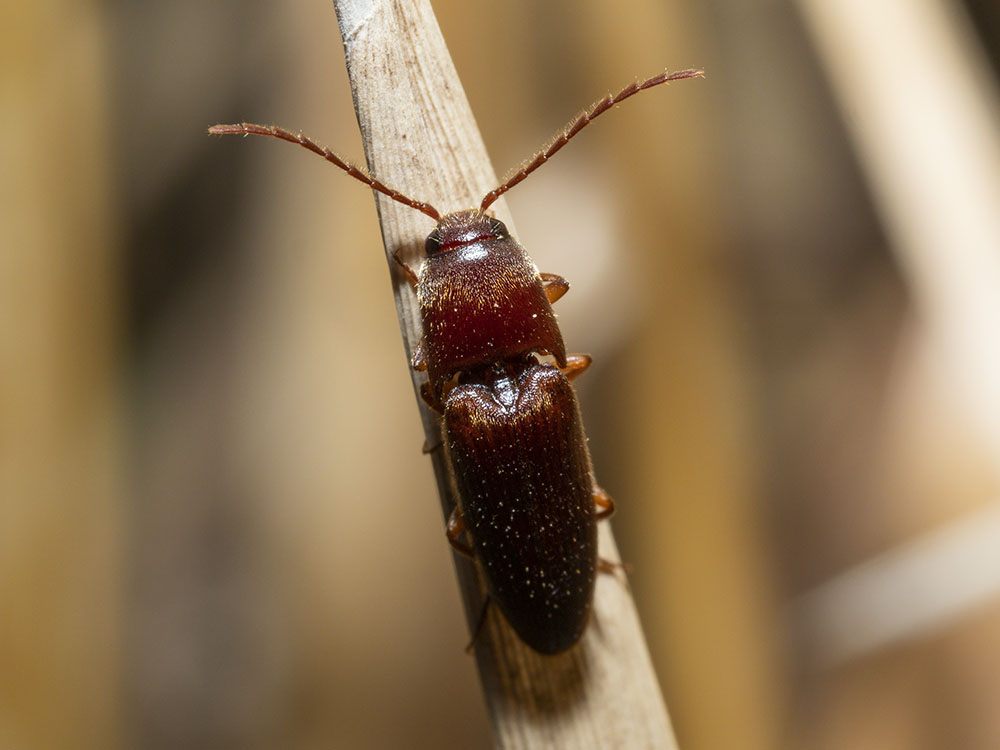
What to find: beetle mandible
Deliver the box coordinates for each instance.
[210,68,702,654]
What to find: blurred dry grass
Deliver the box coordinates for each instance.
[2,1,999,749]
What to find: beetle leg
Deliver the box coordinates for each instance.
[446,507,473,558]
[420,382,444,413]
[561,353,592,381]
[392,248,419,287]
[598,558,632,576]
[595,487,628,578]
[421,437,443,454]
[465,597,493,653]
[540,272,569,304]
[411,339,427,371]
[593,485,615,520]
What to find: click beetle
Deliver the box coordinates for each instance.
[210,68,702,653]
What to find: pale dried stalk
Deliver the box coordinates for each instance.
[332,0,678,747]
[797,0,1000,464]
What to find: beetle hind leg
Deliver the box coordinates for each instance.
[598,558,633,576]
[446,509,493,653]
[593,488,629,575]
[392,248,419,287]
[593,485,615,520]
[464,597,493,653]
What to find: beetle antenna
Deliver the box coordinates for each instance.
[208,123,442,220]
[480,68,704,211]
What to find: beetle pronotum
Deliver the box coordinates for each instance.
[210,68,702,654]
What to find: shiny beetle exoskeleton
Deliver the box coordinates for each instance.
[443,358,611,654]
[412,210,566,404]
[210,68,703,654]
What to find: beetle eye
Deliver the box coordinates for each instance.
[488,217,508,238]
[425,231,442,255]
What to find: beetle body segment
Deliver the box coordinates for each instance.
[416,210,566,400]
[443,358,597,654]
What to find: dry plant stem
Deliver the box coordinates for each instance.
[333,0,678,747]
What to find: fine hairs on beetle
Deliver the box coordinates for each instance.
[210,68,702,655]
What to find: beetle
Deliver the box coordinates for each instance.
[210,68,702,653]
[441,356,614,653]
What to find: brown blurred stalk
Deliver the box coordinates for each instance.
[795,0,1000,663]
[798,0,1000,464]
[0,3,122,749]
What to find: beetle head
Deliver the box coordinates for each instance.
[425,209,509,256]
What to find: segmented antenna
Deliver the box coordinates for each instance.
[480,68,704,211]
[207,123,442,220]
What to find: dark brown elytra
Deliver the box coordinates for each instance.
[443,356,614,654]
[209,68,702,654]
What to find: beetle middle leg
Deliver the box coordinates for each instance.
[540,272,569,304]
[446,506,473,558]
[561,353,592,381]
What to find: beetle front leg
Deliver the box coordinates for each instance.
[392,248,420,287]
[412,339,428,371]
[419,382,444,413]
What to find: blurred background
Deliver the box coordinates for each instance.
[3,0,1000,748]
